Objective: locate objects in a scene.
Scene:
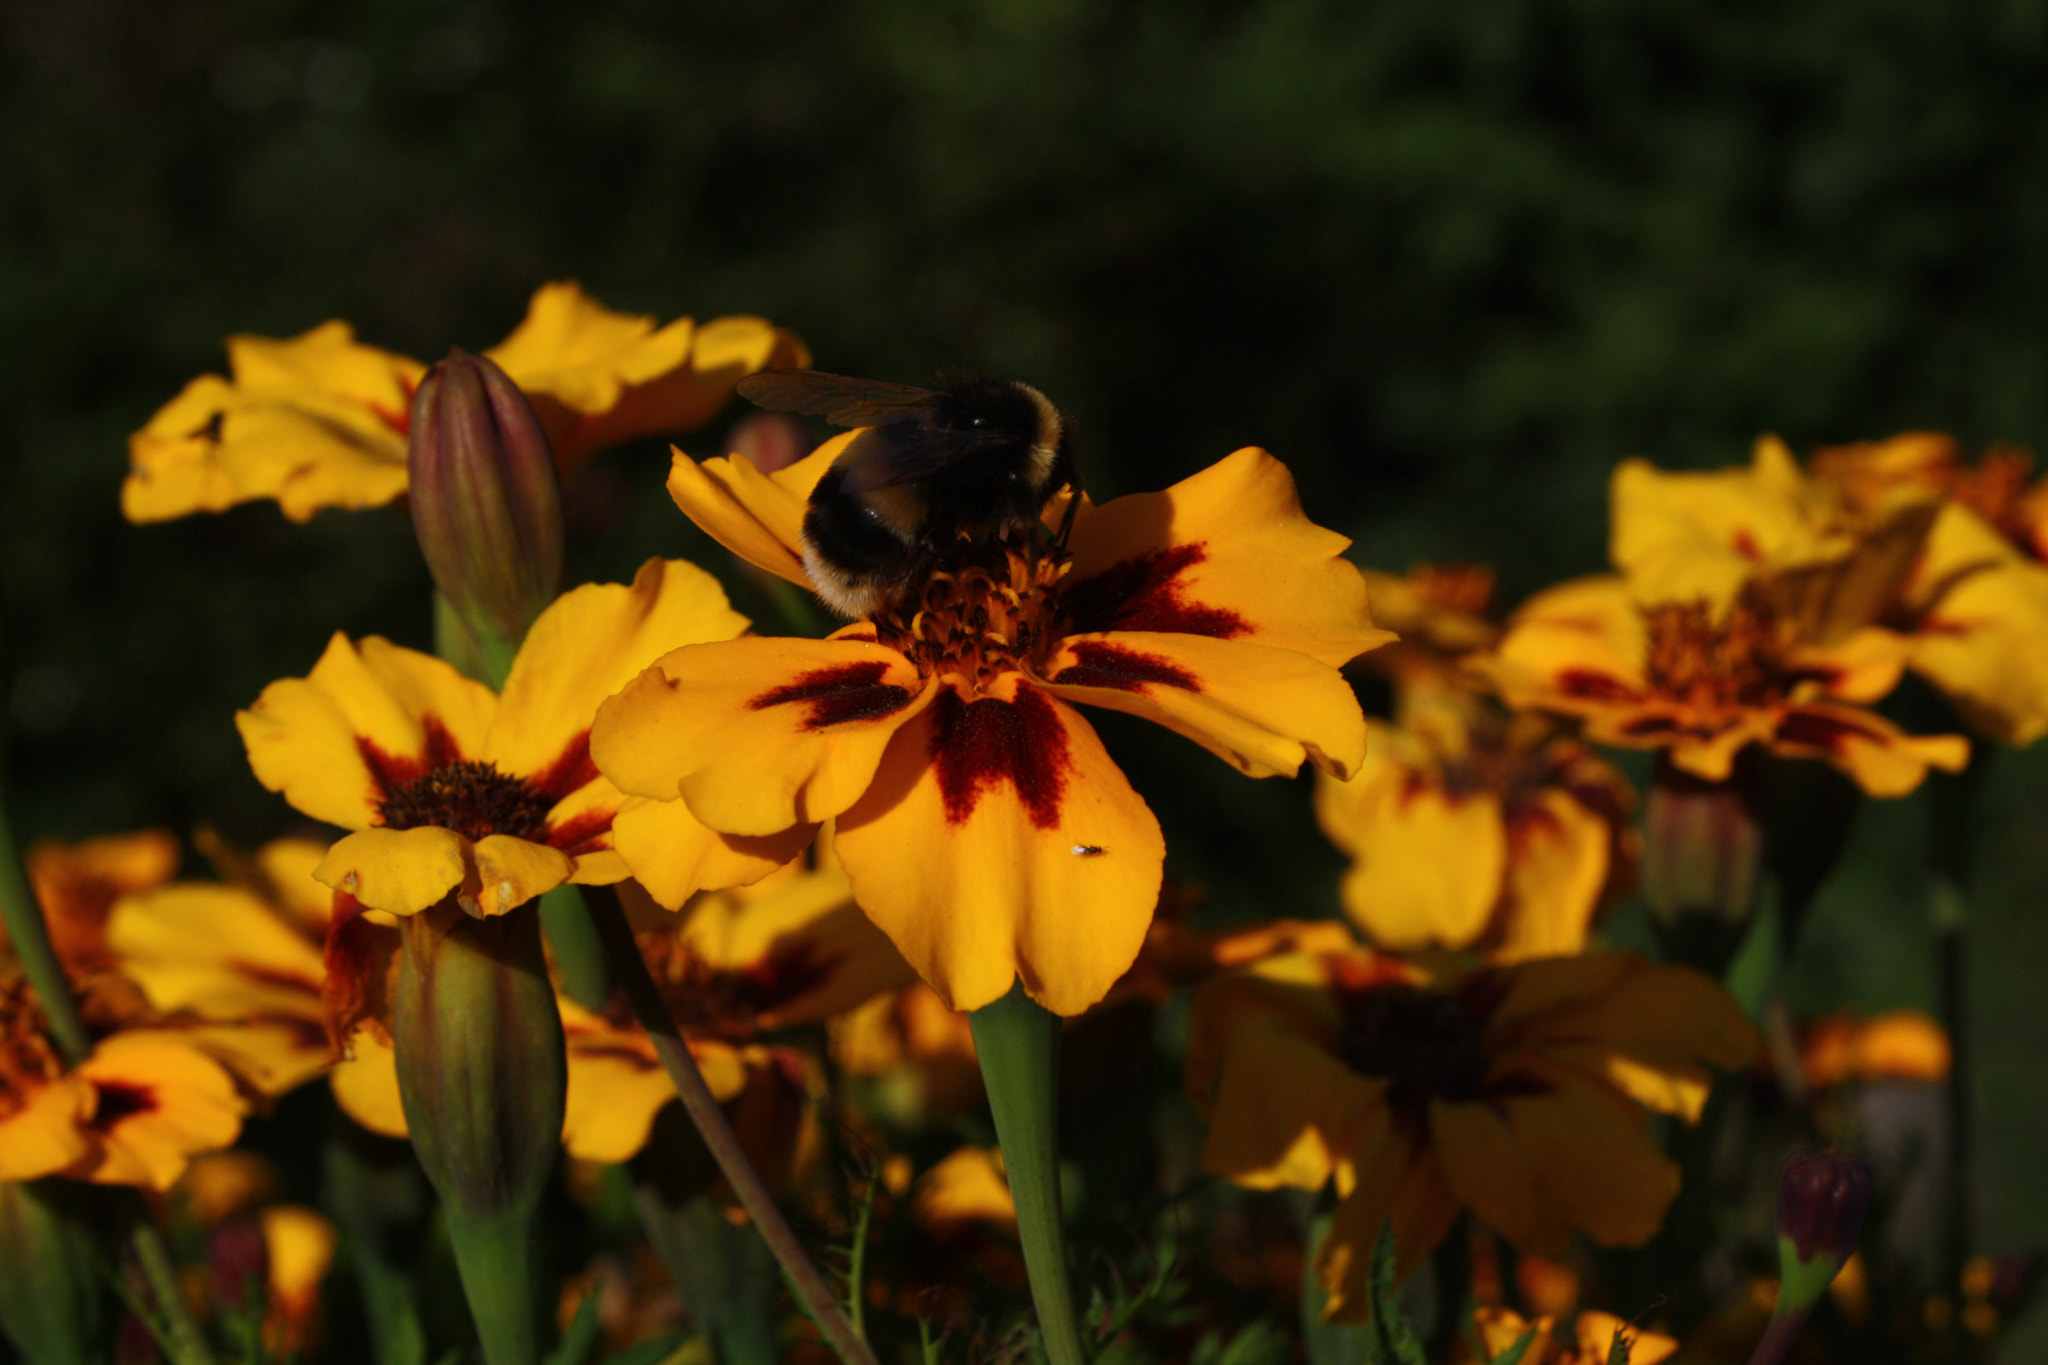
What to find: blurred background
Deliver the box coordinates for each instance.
[3,2,2045,1350]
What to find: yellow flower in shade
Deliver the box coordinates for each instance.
[1612,436,2048,746]
[1800,1010,1951,1089]
[24,828,181,1025]
[0,976,245,1190]
[124,281,807,523]
[237,557,805,923]
[1315,688,1636,961]
[1472,1307,1677,1365]
[1483,575,1968,796]
[1186,946,1757,1321]
[592,440,1391,1015]
[1357,563,1501,696]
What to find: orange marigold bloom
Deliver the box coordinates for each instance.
[592,440,1390,1015]
[1187,946,1757,1321]
[1801,1010,1951,1088]
[1316,688,1636,961]
[124,282,807,523]
[237,558,799,923]
[1483,575,1967,796]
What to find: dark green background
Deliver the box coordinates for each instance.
[3,2,2044,1350]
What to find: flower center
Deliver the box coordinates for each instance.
[1335,979,1491,1114]
[870,533,1070,691]
[377,759,553,842]
[1641,586,1793,711]
[630,935,834,1041]
[0,977,64,1122]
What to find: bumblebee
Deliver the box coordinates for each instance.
[735,369,1079,618]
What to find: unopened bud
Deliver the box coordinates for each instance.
[206,1214,270,1315]
[1776,1147,1874,1310]
[408,350,564,656]
[727,412,813,476]
[1642,756,1763,977]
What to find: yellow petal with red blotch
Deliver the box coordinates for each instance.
[834,681,1164,1015]
[1321,758,1503,952]
[1769,701,1969,796]
[1495,789,1608,960]
[106,883,325,1021]
[608,796,814,909]
[469,835,577,917]
[1650,711,1774,783]
[490,558,750,780]
[1319,1125,1461,1320]
[0,1074,95,1182]
[1064,448,1392,669]
[1432,1098,1545,1251]
[239,634,497,829]
[1040,631,1368,779]
[329,1034,407,1138]
[594,635,933,835]
[1906,507,2048,745]
[558,1008,747,1163]
[1484,576,1648,711]
[665,436,846,588]
[1501,1064,1680,1249]
[73,1033,245,1190]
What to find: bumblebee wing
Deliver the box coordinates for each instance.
[736,370,941,427]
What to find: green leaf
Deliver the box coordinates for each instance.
[1489,1328,1538,1365]
[1605,1325,1634,1365]
[1365,1222,1426,1365]
[543,1287,602,1365]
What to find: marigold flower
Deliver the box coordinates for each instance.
[1483,575,1967,796]
[0,975,244,1190]
[1800,1011,1952,1088]
[1612,436,2048,745]
[124,282,806,523]
[1315,689,1636,960]
[1472,1306,1677,1365]
[593,440,1390,1014]
[25,829,180,1025]
[238,557,800,923]
[1186,946,1757,1321]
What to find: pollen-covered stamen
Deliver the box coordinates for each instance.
[0,976,64,1120]
[1641,584,1801,711]
[871,532,1070,692]
[376,759,554,843]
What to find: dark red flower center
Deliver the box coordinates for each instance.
[0,977,62,1121]
[1336,978,1492,1115]
[378,759,553,842]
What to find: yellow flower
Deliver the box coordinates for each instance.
[593,440,1391,1015]
[1316,689,1636,961]
[1186,946,1756,1321]
[238,557,800,922]
[0,976,244,1190]
[25,828,181,1026]
[124,282,806,523]
[1612,436,2048,745]
[1483,575,1967,796]
[1473,1306,1678,1365]
[1801,1010,1951,1088]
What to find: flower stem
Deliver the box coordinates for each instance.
[0,783,89,1067]
[1743,1306,1810,1365]
[131,1218,218,1365]
[968,982,1089,1365]
[584,889,879,1365]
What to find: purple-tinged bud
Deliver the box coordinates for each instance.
[1642,755,1763,977]
[408,350,564,661]
[206,1215,270,1315]
[1778,1146,1874,1265]
[727,412,813,476]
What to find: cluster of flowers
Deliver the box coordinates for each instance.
[0,281,2030,1365]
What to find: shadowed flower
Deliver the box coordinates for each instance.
[1482,575,1967,796]
[1187,945,1756,1321]
[1315,688,1636,960]
[0,975,244,1190]
[1612,436,2048,745]
[124,282,807,523]
[1801,1011,1951,1089]
[593,439,1390,1014]
[238,558,800,924]
[1472,1307,1677,1365]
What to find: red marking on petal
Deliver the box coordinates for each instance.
[1050,640,1200,692]
[358,715,466,801]
[1060,543,1250,639]
[1557,669,1638,703]
[1777,710,1884,752]
[1733,529,1764,561]
[547,809,614,857]
[321,892,389,1060]
[1620,714,1680,737]
[527,729,599,804]
[224,960,323,995]
[88,1081,157,1130]
[750,661,916,730]
[930,684,1072,829]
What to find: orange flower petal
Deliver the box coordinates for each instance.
[73,1033,246,1190]
[316,828,469,916]
[1318,759,1504,952]
[1040,630,1368,779]
[1064,448,1392,668]
[1770,701,1969,796]
[1320,1129,1460,1318]
[834,681,1164,1015]
[106,883,325,1022]
[1432,1098,1545,1250]
[239,634,497,830]
[608,795,814,909]
[1193,1002,1382,1192]
[491,557,751,780]
[664,437,845,589]
[1500,1066,1680,1249]
[593,635,932,835]
[329,1033,407,1138]
[0,1074,95,1183]
[1495,789,1609,960]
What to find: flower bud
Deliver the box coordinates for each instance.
[727,412,813,476]
[1776,1147,1874,1310]
[1642,756,1762,977]
[408,349,564,660]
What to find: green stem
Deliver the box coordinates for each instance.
[967,982,1088,1365]
[1743,1306,1810,1365]
[536,887,609,1013]
[0,789,88,1066]
[442,1211,543,1365]
[131,1220,217,1365]
[584,890,878,1365]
